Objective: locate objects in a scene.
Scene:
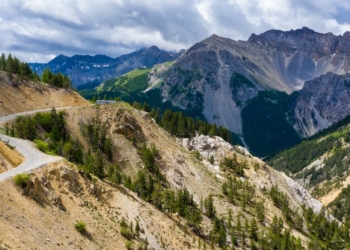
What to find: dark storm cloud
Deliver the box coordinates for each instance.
[0,0,350,63]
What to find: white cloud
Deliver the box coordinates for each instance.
[0,0,349,62]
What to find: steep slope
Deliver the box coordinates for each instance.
[79,62,209,121]
[2,102,348,249]
[29,46,183,87]
[267,115,350,220]
[0,71,89,117]
[291,72,350,137]
[0,161,199,250]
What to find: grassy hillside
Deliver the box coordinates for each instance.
[81,68,151,99]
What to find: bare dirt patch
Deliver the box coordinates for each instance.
[0,71,90,117]
[0,140,24,173]
[320,175,350,206]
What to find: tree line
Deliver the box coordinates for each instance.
[41,68,72,89]
[0,53,72,89]
[0,53,40,81]
[132,101,233,144]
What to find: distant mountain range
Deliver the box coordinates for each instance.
[29,46,184,87]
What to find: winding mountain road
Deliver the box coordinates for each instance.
[0,108,74,181]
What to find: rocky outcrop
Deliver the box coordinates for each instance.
[179,134,323,213]
[283,173,323,213]
[179,134,236,158]
[21,164,85,210]
[113,110,145,141]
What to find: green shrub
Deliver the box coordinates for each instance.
[14,173,30,188]
[121,226,133,240]
[74,221,86,233]
[34,139,49,153]
[125,240,133,250]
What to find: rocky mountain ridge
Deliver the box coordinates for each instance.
[0,104,320,248]
[159,27,350,148]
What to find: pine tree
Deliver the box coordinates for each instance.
[6,54,13,73]
[255,201,265,223]
[41,68,51,83]
[208,123,217,136]
[94,152,105,179]
[135,220,140,236]
[249,218,258,242]
[0,53,6,70]
[204,194,216,218]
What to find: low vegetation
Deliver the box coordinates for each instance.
[74,221,87,233]
[230,72,255,92]
[13,173,30,188]
[6,108,83,163]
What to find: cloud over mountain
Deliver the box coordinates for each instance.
[1,0,350,62]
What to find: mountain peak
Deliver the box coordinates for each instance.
[49,54,69,64]
[145,45,161,53]
[301,26,313,31]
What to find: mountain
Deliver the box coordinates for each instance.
[78,27,350,157]
[2,100,348,249]
[29,46,183,87]
[1,65,349,248]
[161,27,350,133]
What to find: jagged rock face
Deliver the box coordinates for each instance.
[29,46,183,87]
[113,109,145,141]
[161,28,350,137]
[292,72,350,137]
[282,173,322,213]
[249,27,350,59]
[163,35,260,136]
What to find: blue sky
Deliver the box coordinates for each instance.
[1,0,350,62]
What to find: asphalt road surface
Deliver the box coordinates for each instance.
[0,108,69,181]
